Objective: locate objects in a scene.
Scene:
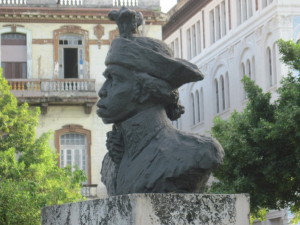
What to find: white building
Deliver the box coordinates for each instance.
[163,0,300,224]
[0,0,164,198]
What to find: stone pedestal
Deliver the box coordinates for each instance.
[42,193,250,225]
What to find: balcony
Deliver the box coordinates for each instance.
[8,78,98,114]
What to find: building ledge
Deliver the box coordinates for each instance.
[8,78,98,114]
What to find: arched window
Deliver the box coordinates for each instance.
[200,88,204,121]
[267,47,273,87]
[252,56,255,80]
[1,33,27,79]
[225,72,230,108]
[246,59,251,79]
[55,125,91,184]
[221,76,225,111]
[196,90,201,123]
[191,93,196,125]
[215,79,220,113]
[272,43,277,85]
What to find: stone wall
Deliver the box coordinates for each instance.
[42,193,250,225]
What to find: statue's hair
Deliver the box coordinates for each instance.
[133,72,185,121]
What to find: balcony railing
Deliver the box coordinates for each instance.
[113,0,139,7]
[0,0,26,4]
[59,0,83,6]
[8,79,96,92]
[81,184,98,199]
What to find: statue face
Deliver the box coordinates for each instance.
[97,65,140,124]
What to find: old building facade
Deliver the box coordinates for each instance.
[163,0,300,224]
[0,0,164,198]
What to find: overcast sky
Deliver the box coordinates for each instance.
[160,0,177,13]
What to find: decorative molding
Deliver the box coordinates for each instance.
[3,24,24,32]
[93,24,104,49]
[88,39,110,45]
[109,28,119,45]
[32,39,53,44]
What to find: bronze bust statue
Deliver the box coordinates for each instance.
[97,7,224,195]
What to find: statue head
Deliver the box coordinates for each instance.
[97,7,204,124]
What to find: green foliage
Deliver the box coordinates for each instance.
[210,40,300,218]
[0,70,86,225]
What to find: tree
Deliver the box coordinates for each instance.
[0,70,86,225]
[210,40,300,217]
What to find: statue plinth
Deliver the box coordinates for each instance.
[42,193,249,225]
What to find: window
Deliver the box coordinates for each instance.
[60,133,87,172]
[191,25,196,58]
[210,10,215,44]
[210,2,227,44]
[59,34,84,79]
[215,79,220,113]
[55,125,91,184]
[221,1,227,36]
[174,38,179,58]
[191,93,196,125]
[1,33,27,79]
[187,29,192,60]
[200,88,204,121]
[221,76,225,111]
[196,21,201,54]
[266,45,277,87]
[196,90,201,123]
[267,47,273,86]
[237,0,253,25]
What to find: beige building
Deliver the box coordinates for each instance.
[0,0,165,198]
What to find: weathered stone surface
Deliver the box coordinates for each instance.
[42,193,250,225]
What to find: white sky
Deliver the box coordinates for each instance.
[160,0,177,13]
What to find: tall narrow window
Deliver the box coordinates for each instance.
[272,43,277,85]
[191,93,196,125]
[246,59,251,79]
[247,0,253,17]
[215,6,221,40]
[221,76,225,110]
[267,47,273,86]
[196,21,201,54]
[196,90,201,123]
[221,1,227,37]
[237,0,242,25]
[228,0,232,29]
[242,63,247,99]
[210,10,215,44]
[174,38,179,58]
[215,79,220,113]
[262,0,267,8]
[202,11,206,48]
[225,73,230,108]
[242,0,247,22]
[187,29,192,60]
[192,25,197,58]
[1,33,27,79]
[200,88,204,121]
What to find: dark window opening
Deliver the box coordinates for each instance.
[64,48,78,78]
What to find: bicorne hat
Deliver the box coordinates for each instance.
[105,7,204,88]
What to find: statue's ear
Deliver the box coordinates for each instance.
[132,79,150,104]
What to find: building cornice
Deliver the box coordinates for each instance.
[162,0,212,40]
[0,7,165,25]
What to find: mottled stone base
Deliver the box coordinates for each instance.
[42,193,250,225]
